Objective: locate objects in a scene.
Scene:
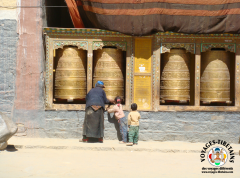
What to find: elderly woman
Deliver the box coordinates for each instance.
[82,81,112,143]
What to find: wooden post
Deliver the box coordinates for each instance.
[125,38,132,110]
[195,43,201,106]
[235,46,240,106]
[154,41,161,111]
[87,41,93,93]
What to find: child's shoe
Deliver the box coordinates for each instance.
[126,142,133,146]
[133,143,138,145]
[119,141,126,144]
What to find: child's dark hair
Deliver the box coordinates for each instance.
[131,103,137,111]
[114,96,122,104]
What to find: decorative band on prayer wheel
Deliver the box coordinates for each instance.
[160,49,190,102]
[55,47,87,100]
[200,51,231,103]
[93,48,124,100]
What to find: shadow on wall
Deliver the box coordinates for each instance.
[107,113,121,141]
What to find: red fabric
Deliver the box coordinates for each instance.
[65,0,85,28]
[91,105,102,111]
[76,0,83,6]
[83,0,240,5]
[117,99,121,107]
[83,5,240,16]
[78,0,240,35]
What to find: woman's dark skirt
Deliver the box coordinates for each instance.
[82,107,104,138]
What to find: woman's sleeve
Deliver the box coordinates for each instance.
[103,90,110,104]
[86,92,89,101]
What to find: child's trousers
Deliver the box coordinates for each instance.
[128,126,139,143]
[119,117,128,142]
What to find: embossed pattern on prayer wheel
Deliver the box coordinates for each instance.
[200,51,231,103]
[93,48,124,100]
[160,49,190,102]
[55,47,87,99]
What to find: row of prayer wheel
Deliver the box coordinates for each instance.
[160,49,233,104]
[54,47,124,101]
[54,47,233,104]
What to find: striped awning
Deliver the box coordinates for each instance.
[70,0,240,35]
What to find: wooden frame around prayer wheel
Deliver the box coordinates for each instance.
[44,28,240,111]
[200,50,235,106]
[44,29,132,110]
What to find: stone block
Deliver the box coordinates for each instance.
[139,122,149,130]
[211,115,225,121]
[138,111,150,119]
[45,111,58,119]
[76,111,85,118]
[139,132,152,141]
[0,112,18,150]
[57,111,78,119]
[149,121,163,131]
[0,84,4,91]
[152,133,164,141]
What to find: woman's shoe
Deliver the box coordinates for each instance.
[80,138,88,143]
[98,138,103,143]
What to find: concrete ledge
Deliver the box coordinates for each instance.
[6,137,240,155]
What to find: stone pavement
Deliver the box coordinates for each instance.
[7,137,240,154]
[1,137,240,178]
[0,148,240,178]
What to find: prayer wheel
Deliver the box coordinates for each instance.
[55,47,87,100]
[93,48,124,100]
[200,51,231,103]
[160,49,190,103]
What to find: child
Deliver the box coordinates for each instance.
[126,103,141,146]
[107,96,127,144]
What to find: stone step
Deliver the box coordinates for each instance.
[3,137,240,155]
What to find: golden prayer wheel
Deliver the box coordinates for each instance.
[200,51,231,103]
[160,49,190,103]
[93,48,124,100]
[55,47,87,100]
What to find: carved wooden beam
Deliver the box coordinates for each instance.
[201,43,236,53]
[161,43,195,54]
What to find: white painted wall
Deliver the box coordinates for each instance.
[0,0,17,20]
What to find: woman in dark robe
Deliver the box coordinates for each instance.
[82,81,112,143]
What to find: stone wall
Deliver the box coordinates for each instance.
[0,20,18,117]
[12,110,240,143]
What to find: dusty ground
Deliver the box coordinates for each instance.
[0,149,239,178]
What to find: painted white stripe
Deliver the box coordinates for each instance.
[0,10,17,20]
